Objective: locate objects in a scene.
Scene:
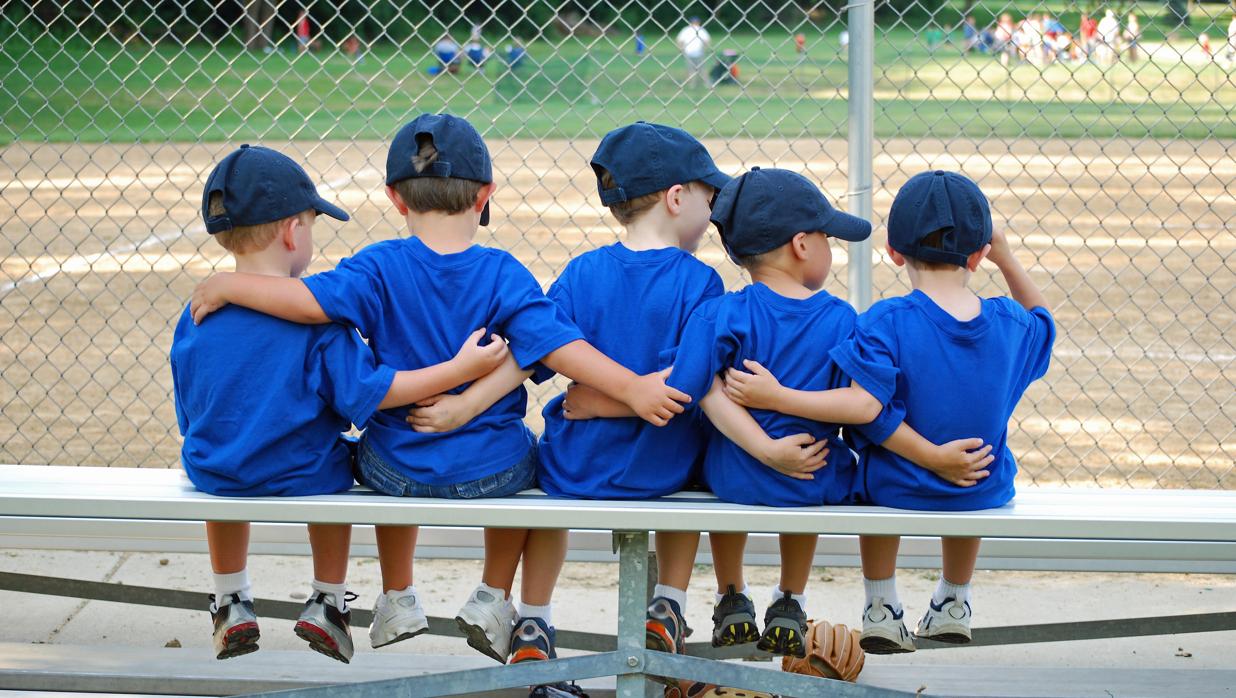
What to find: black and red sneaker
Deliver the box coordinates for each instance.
[210,593,259,660]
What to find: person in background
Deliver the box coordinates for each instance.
[1124,13,1141,63]
[676,16,711,89]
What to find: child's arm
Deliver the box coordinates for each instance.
[541,340,690,427]
[987,229,1049,312]
[699,377,829,480]
[563,378,647,420]
[376,329,510,409]
[406,353,534,433]
[879,423,995,487]
[191,273,325,325]
[723,360,882,425]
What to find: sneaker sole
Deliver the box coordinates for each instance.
[644,621,682,689]
[295,621,352,664]
[711,617,761,648]
[917,629,971,644]
[216,623,260,660]
[859,633,917,655]
[370,626,429,649]
[509,647,550,664]
[456,616,508,664]
[756,619,805,658]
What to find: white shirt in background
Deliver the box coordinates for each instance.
[676,25,711,57]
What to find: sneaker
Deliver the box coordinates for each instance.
[509,616,555,664]
[860,597,916,654]
[209,593,259,660]
[369,586,430,649]
[294,591,356,663]
[645,596,690,655]
[455,585,518,663]
[711,585,760,647]
[915,597,972,644]
[756,591,808,658]
[528,683,588,697]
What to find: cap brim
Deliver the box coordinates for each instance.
[821,208,871,242]
[313,197,350,222]
[701,169,732,193]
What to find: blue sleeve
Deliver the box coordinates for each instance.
[546,271,576,322]
[828,313,900,406]
[171,358,189,436]
[850,399,907,449]
[494,259,584,384]
[312,326,397,427]
[657,270,725,371]
[1022,306,1056,387]
[666,305,736,403]
[302,248,385,337]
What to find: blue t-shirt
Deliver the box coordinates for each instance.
[302,236,583,486]
[666,283,864,507]
[832,290,1056,511]
[170,305,394,497]
[538,244,724,499]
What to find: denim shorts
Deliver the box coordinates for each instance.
[355,437,537,499]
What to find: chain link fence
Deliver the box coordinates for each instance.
[1,1,1232,489]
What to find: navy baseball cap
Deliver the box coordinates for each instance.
[590,122,731,206]
[710,167,871,260]
[386,113,494,225]
[201,145,349,233]
[888,170,993,267]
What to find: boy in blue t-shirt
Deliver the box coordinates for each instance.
[173,146,509,664]
[189,114,690,661]
[729,171,1054,654]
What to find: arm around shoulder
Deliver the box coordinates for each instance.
[191,273,328,325]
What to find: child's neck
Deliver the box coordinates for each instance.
[907,266,981,320]
[749,264,813,300]
[406,210,476,254]
[233,250,294,278]
[622,214,681,252]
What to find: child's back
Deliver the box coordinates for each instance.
[539,243,722,498]
[172,305,389,496]
[674,282,860,506]
[838,290,1053,510]
[304,236,579,486]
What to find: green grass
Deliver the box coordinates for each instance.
[3,15,1234,144]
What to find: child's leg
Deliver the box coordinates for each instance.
[299,524,355,662]
[482,527,529,597]
[709,532,748,594]
[204,521,259,660]
[777,533,817,596]
[858,535,915,654]
[374,525,418,592]
[206,521,249,575]
[757,534,817,658]
[307,524,350,585]
[507,530,567,665]
[708,532,759,647]
[935,537,981,603]
[646,532,699,655]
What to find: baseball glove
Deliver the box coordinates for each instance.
[780,619,865,682]
[664,680,777,698]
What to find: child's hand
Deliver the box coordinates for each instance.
[927,438,995,487]
[452,328,509,380]
[190,273,234,324]
[723,360,785,411]
[620,368,691,427]
[406,393,479,433]
[986,228,1013,268]
[563,382,603,420]
[757,433,829,481]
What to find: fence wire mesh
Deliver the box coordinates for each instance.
[0,1,1231,489]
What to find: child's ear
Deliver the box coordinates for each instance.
[281,216,298,251]
[790,232,811,260]
[475,182,498,213]
[663,184,685,215]
[967,243,991,272]
[886,243,906,267]
[385,185,409,216]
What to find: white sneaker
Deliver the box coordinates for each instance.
[369,586,429,649]
[916,597,972,644]
[860,597,916,654]
[455,585,517,663]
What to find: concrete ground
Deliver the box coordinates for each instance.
[2,548,1235,697]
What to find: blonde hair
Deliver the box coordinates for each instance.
[597,168,666,225]
[390,136,485,215]
[902,229,964,271]
[208,192,303,253]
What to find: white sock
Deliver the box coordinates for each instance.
[714,585,753,606]
[519,602,552,626]
[311,579,349,610]
[213,569,251,609]
[654,584,688,612]
[773,586,808,612]
[863,575,901,611]
[932,577,971,605]
[477,582,510,603]
[386,584,417,599]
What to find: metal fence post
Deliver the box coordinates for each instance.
[846,0,875,312]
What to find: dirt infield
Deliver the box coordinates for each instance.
[1,138,1232,488]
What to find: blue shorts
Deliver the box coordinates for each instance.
[355,437,537,499]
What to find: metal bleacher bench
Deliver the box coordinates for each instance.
[3,464,1236,698]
